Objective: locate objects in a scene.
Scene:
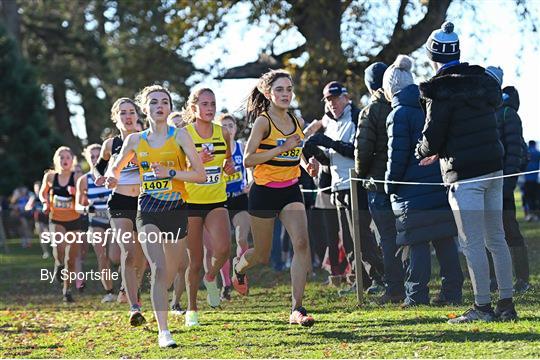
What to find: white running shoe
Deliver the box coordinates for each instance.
[158,330,177,348]
[101,293,115,303]
[185,310,199,327]
[204,277,221,308]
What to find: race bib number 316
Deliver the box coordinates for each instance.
[204,166,222,185]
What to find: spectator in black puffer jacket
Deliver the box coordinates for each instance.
[355,61,405,304]
[384,55,463,307]
[485,66,530,294]
[415,22,517,323]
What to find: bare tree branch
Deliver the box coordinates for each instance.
[348,0,452,74]
[218,44,306,79]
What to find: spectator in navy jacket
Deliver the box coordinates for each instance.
[383,55,463,306]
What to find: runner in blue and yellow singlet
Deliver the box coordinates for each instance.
[105,85,205,348]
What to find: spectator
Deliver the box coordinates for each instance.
[384,55,463,307]
[415,22,517,322]
[524,140,540,221]
[355,61,405,304]
[305,81,385,295]
[486,67,531,294]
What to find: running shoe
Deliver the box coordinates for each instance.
[171,303,185,316]
[129,305,146,327]
[514,279,531,295]
[289,306,315,327]
[231,257,248,296]
[203,277,221,308]
[117,288,128,303]
[158,330,177,348]
[185,310,199,327]
[101,293,115,303]
[366,280,385,295]
[447,306,495,324]
[221,285,232,301]
[63,293,74,303]
[77,281,86,293]
[337,283,357,297]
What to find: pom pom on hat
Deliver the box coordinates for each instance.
[382,55,414,99]
[425,21,460,63]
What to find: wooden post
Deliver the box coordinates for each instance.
[349,168,364,305]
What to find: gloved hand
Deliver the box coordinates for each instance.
[306,133,335,149]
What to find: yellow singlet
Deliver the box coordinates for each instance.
[184,122,228,204]
[135,126,188,212]
[253,112,304,185]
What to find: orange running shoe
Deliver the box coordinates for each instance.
[289,307,315,327]
[231,257,248,296]
[129,305,146,327]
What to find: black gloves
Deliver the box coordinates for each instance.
[307,133,334,149]
[306,133,355,159]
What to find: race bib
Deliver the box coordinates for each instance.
[142,172,171,194]
[203,166,222,185]
[52,195,73,209]
[223,166,242,184]
[276,138,303,160]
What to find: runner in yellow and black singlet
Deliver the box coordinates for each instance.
[180,88,236,325]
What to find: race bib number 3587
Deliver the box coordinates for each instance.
[276,138,303,160]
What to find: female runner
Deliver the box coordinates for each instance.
[39,146,82,302]
[232,69,319,326]
[106,84,205,347]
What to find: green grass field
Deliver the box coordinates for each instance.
[1,205,539,358]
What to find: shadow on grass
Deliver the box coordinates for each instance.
[318,328,540,343]
[0,323,70,334]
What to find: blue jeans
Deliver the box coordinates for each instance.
[404,237,464,305]
[367,191,404,296]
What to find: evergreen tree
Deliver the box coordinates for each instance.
[0,25,60,195]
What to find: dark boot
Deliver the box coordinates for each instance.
[510,246,531,294]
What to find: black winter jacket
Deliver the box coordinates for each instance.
[496,86,526,197]
[354,88,392,191]
[416,63,503,183]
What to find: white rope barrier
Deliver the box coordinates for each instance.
[300,169,540,193]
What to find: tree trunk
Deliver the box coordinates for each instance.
[52,80,81,153]
[290,0,347,121]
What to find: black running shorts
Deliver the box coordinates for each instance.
[248,182,304,218]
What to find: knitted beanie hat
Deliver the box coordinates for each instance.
[382,55,414,100]
[486,66,504,86]
[364,62,388,91]
[425,21,460,63]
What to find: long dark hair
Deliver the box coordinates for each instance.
[246,69,292,123]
